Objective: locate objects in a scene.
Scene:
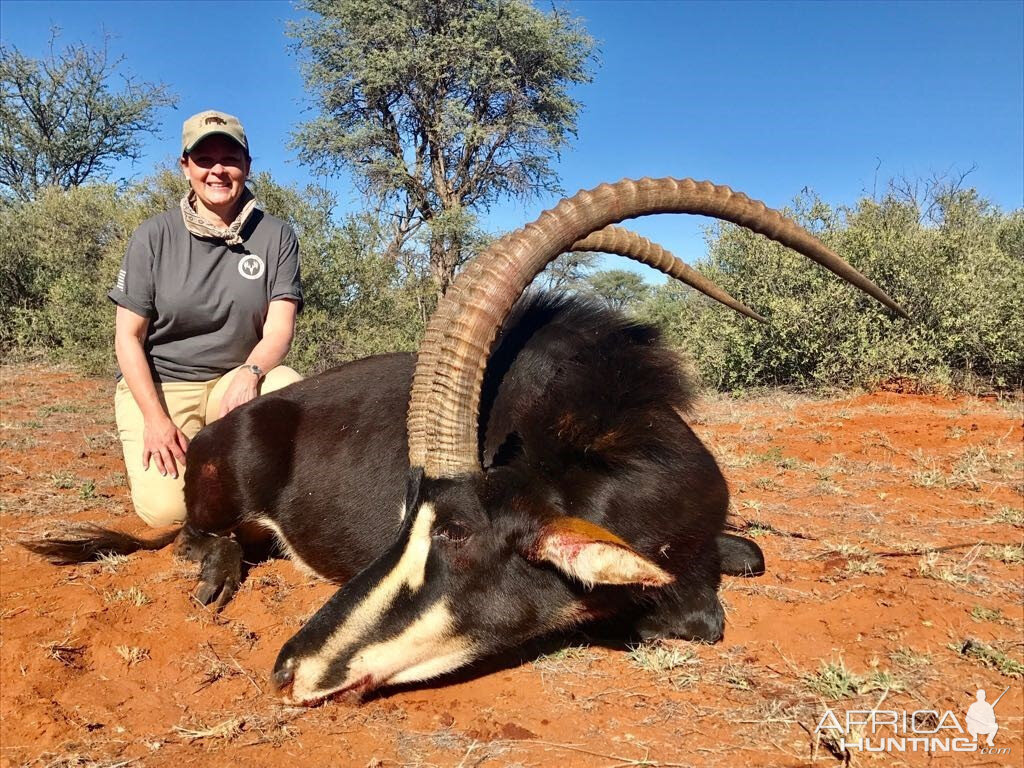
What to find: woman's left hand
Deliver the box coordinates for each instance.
[219,371,260,418]
[218,301,297,419]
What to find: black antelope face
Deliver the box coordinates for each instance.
[271,472,673,705]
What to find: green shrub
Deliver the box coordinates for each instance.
[0,184,130,372]
[288,214,433,373]
[637,187,1023,392]
[3,175,1018,393]
[0,170,431,376]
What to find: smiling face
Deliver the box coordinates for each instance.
[180,134,250,225]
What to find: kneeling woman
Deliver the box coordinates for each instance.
[109,110,303,527]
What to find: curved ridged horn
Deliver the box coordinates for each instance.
[409,178,907,479]
[406,223,763,457]
[568,225,766,322]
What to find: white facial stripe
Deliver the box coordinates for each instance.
[326,500,435,641]
[289,502,437,702]
[295,599,472,703]
[386,645,475,687]
[396,500,434,591]
[254,517,319,578]
[349,599,472,685]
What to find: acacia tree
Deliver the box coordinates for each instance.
[586,269,651,311]
[0,36,176,201]
[540,249,599,292]
[290,0,595,296]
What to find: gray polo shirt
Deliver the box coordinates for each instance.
[109,208,303,383]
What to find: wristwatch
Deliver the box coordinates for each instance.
[244,364,265,380]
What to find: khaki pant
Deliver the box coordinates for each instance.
[115,365,303,527]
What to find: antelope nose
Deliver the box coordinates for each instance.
[271,664,295,696]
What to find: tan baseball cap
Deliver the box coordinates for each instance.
[181,110,249,155]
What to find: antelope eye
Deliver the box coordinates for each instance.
[433,521,470,545]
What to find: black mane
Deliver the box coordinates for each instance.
[481,292,696,469]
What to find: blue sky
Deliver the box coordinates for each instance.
[3,0,1022,276]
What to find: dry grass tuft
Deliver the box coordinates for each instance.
[949,446,1020,491]
[917,547,985,585]
[103,587,151,606]
[910,459,946,488]
[985,543,1024,565]
[711,443,756,469]
[172,717,246,743]
[804,658,904,699]
[819,542,870,558]
[49,471,76,489]
[188,643,261,694]
[990,506,1024,527]
[949,639,1024,678]
[40,635,86,668]
[841,557,886,577]
[531,643,595,676]
[970,605,1016,625]
[627,642,700,688]
[115,645,149,666]
[909,446,1021,492]
[738,520,775,538]
[889,647,932,669]
[31,755,138,768]
[96,552,133,573]
[804,659,861,699]
[719,664,753,691]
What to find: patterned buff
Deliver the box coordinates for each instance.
[179,188,258,246]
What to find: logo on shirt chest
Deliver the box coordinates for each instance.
[238,253,266,280]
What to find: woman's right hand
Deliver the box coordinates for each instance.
[142,415,190,479]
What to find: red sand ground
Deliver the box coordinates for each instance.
[1,364,1021,767]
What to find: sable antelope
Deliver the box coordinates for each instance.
[26,178,905,705]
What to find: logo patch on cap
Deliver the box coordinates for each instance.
[182,110,248,154]
[238,254,265,280]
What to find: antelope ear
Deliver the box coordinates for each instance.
[529,517,674,588]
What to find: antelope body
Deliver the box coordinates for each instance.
[26,178,905,706]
